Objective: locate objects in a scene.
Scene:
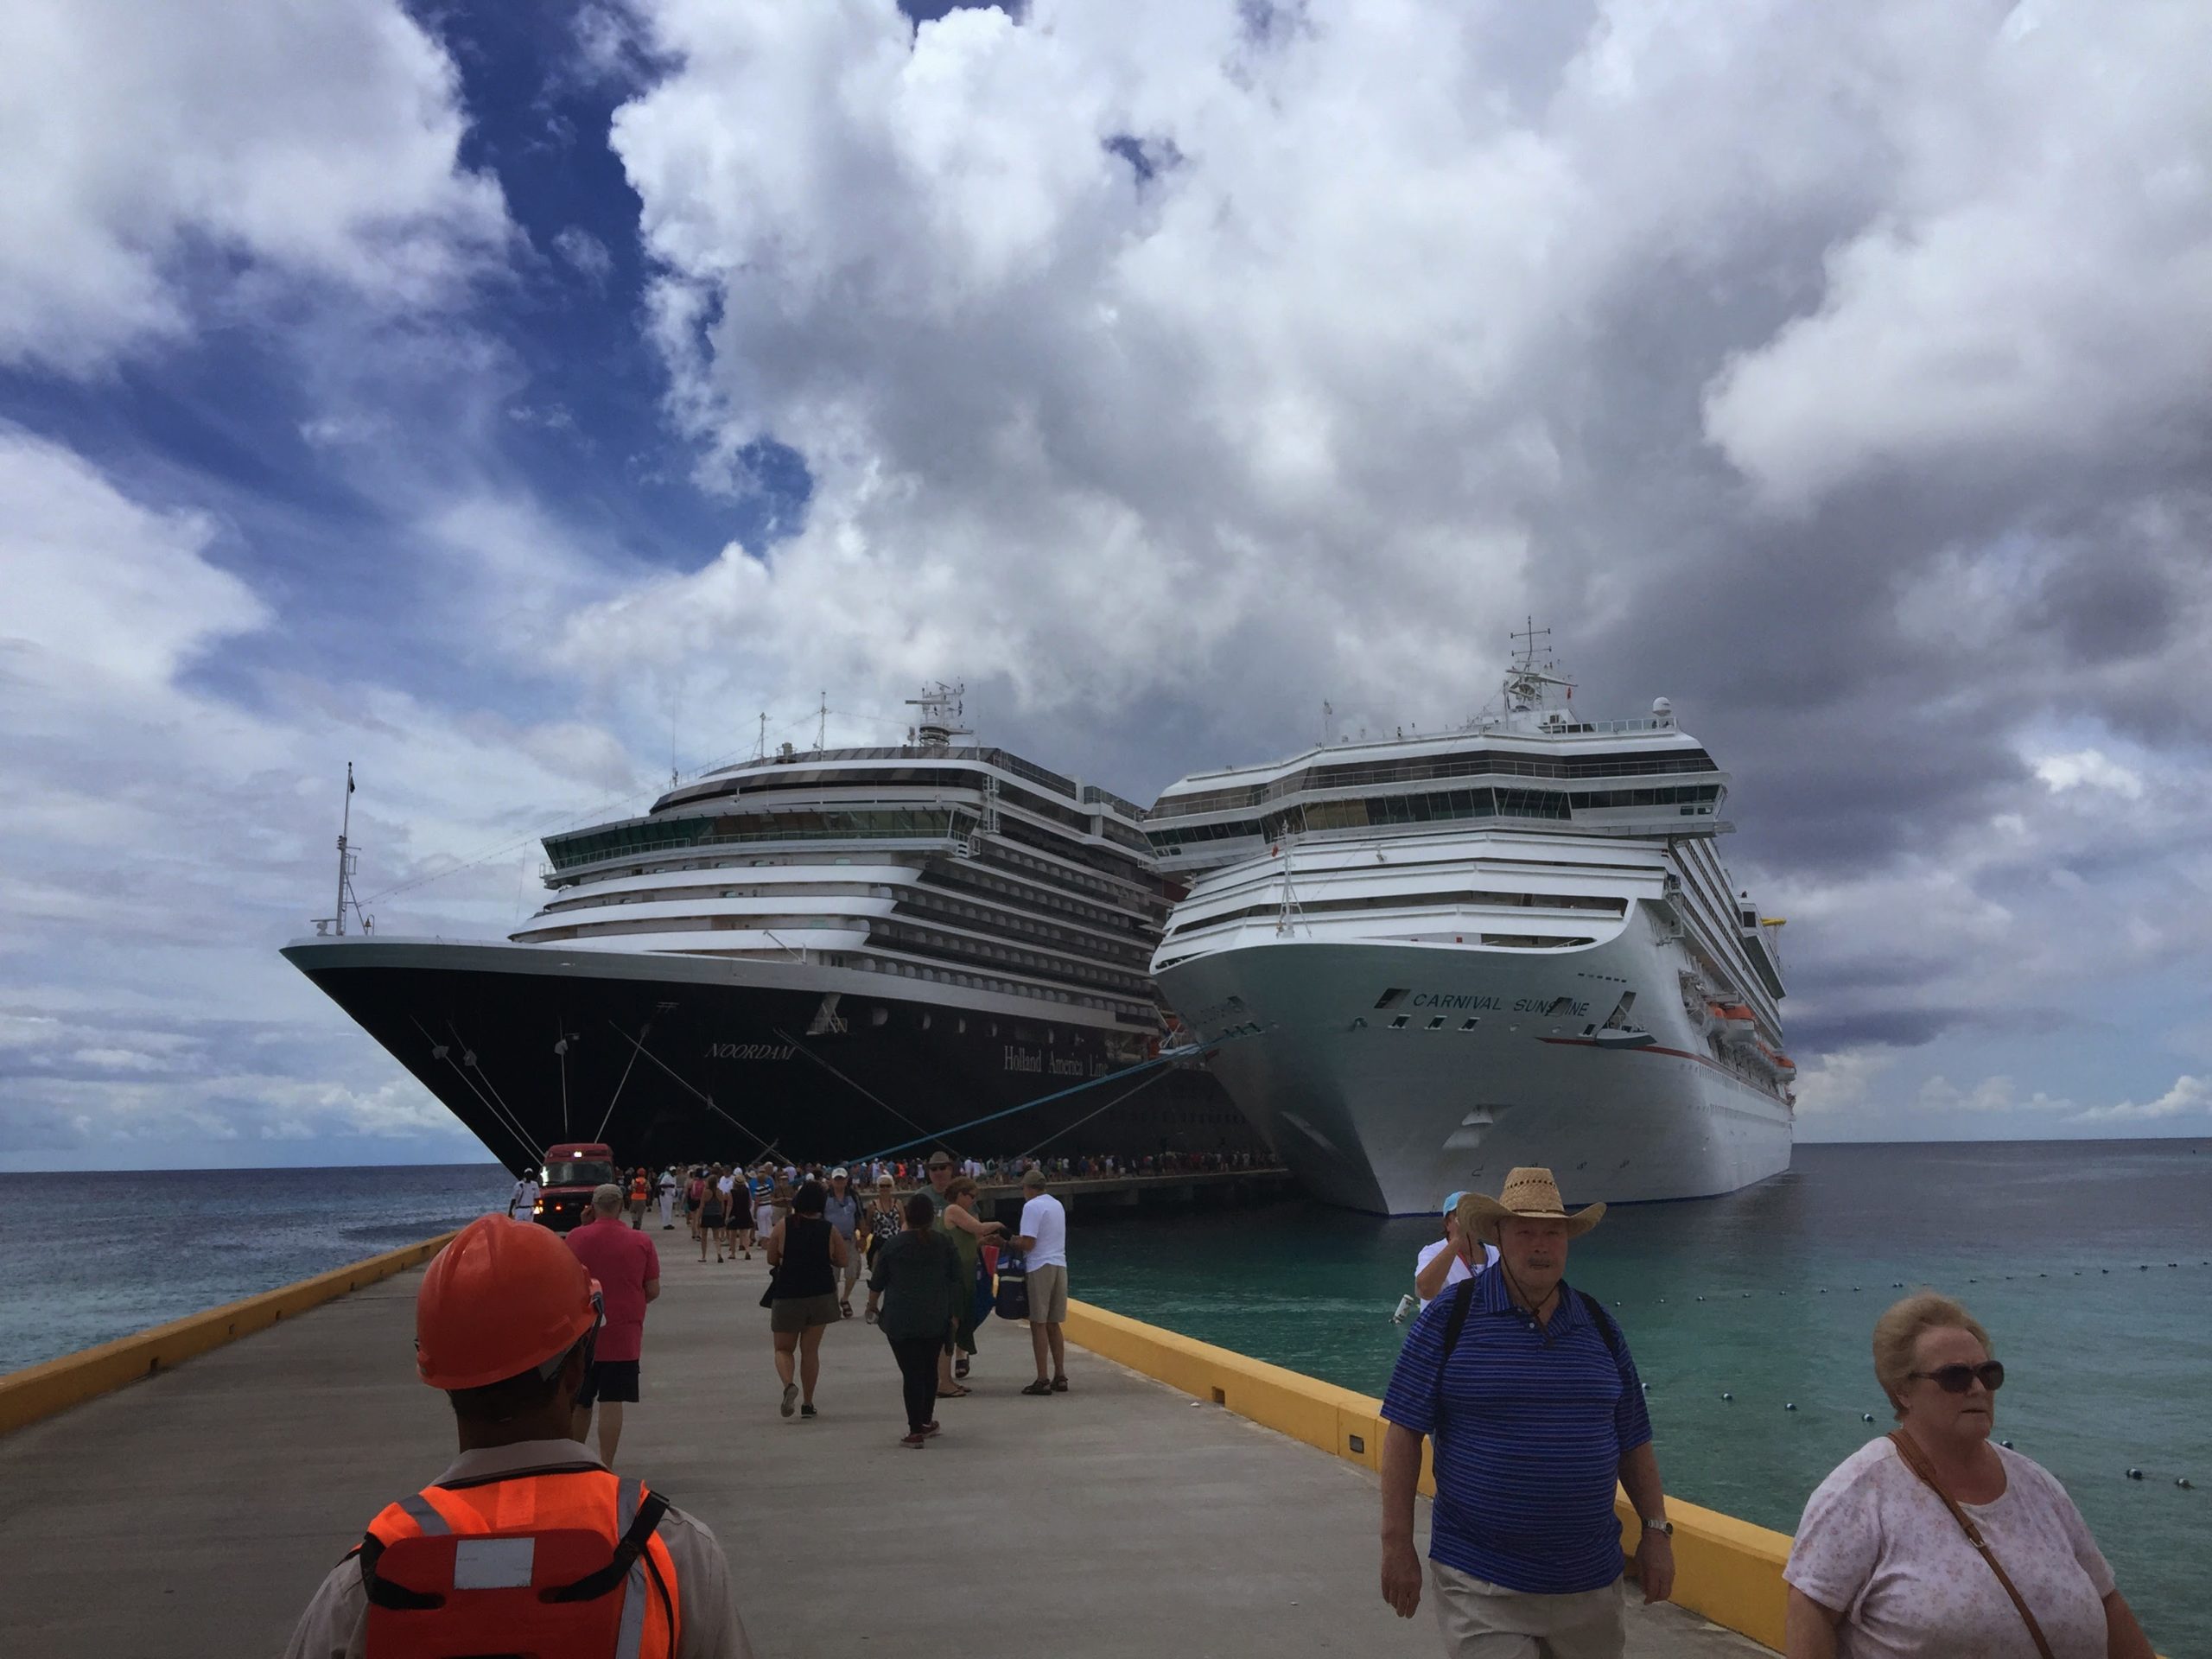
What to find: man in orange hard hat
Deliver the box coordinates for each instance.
[283,1215,752,1658]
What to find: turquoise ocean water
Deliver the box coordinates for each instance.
[4,1142,2205,1650]
[1075,1140,2211,1657]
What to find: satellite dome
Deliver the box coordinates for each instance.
[1651,696,1673,719]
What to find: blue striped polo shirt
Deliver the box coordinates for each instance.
[1380,1268,1651,1593]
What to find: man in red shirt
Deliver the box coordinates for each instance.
[565,1182,661,1468]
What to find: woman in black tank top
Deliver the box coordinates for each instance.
[766,1182,849,1419]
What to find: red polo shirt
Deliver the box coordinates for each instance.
[565,1217,659,1363]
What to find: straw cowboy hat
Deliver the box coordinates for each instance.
[1457,1166,1605,1243]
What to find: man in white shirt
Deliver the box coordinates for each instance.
[1414,1191,1498,1307]
[1014,1166,1070,1395]
[510,1174,540,1221]
[657,1166,679,1229]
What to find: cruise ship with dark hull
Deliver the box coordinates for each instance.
[284,689,1258,1177]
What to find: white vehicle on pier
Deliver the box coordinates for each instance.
[1144,633,1794,1215]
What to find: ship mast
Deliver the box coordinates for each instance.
[320,764,370,937]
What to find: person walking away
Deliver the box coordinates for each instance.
[938,1175,1004,1389]
[626,1168,652,1230]
[1783,1290,2156,1659]
[861,1173,903,1322]
[685,1167,705,1241]
[564,1183,661,1468]
[868,1192,963,1447]
[658,1166,678,1230]
[283,1214,750,1659]
[726,1166,753,1260]
[823,1167,864,1318]
[734,1167,760,1256]
[1014,1168,1069,1395]
[1414,1190,1499,1308]
[764,1180,846,1420]
[700,1166,728,1263]
[1377,1169,1674,1657]
[749,1168,780,1248]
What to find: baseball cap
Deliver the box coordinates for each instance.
[830,1166,849,1179]
[1441,1190,1469,1217]
[927,1154,951,1169]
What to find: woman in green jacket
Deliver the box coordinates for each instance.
[867,1192,963,1447]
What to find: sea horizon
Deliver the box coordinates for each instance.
[5,1128,2205,1177]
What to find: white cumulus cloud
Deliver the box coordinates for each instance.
[0,0,510,373]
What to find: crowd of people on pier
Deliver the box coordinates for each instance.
[283,1151,2161,1659]
[1385,1169,2159,1659]
[286,1148,1082,1658]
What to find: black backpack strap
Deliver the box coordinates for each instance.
[357,1534,443,1611]
[1439,1277,1479,1363]
[1577,1290,1624,1363]
[542,1485,671,1605]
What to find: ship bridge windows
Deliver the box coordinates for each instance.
[544,807,960,872]
[1145,817,1265,851]
[1150,747,1719,818]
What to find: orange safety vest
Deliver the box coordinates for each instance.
[356,1465,680,1659]
[630,1177,649,1203]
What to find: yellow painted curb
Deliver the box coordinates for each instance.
[1066,1298,1793,1652]
[0,1230,459,1440]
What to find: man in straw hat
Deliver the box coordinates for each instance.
[1378,1167,1675,1656]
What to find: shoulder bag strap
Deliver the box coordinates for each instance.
[1886,1432,2056,1659]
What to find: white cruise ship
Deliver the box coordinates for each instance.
[283,687,1257,1176]
[1143,639,1793,1215]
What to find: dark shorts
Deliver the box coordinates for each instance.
[576,1358,640,1408]
[702,1209,725,1228]
[770,1293,840,1333]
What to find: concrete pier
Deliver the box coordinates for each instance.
[0,1230,1765,1657]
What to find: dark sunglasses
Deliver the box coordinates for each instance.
[1910,1361,2005,1395]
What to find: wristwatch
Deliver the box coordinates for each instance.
[1641,1517,1673,1538]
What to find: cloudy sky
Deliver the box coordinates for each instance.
[3,0,2208,1171]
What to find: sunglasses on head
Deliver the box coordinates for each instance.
[1910,1361,2005,1395]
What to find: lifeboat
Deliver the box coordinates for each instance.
[1745,1040,1796,1081]
[1707,1001,1758,1042]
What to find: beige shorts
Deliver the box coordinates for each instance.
[1026,1263,1069,1323]
[1429,1560,1624,1659]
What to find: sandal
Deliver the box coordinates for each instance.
[939,1383,972,1398]
[1021,1380,1053,1396]
[954,1357,970,1380]
[1051,1376,1069,1393]
[840,1300,854,1319]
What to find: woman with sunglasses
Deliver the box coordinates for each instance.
[1784,1291,2156,1658]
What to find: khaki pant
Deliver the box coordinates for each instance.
[1429,1560,1624,1659]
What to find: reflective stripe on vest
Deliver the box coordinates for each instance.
[362,1470,679,1659]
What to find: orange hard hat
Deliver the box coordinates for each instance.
[416,1215,598,1390]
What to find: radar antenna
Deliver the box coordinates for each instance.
[1500,616,1575,715]
[905,681,971,751]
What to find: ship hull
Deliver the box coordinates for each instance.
[283,938,1256,1176]
[1154,933,1792,1216]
